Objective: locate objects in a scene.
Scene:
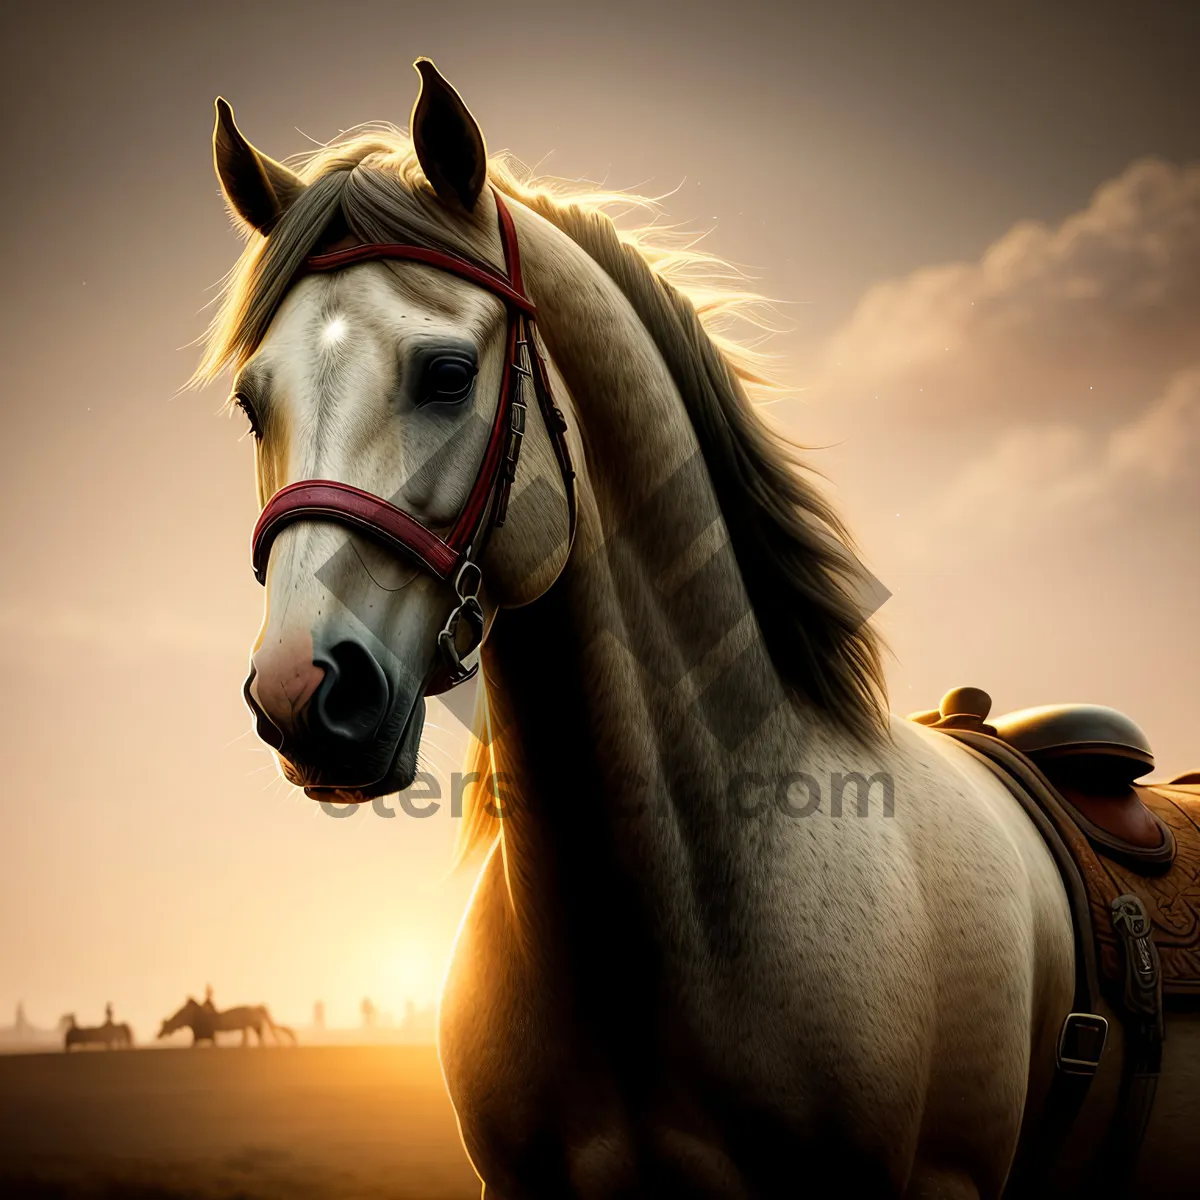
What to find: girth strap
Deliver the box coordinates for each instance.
[934,730,1104,1197]
[933,726,1164,1197]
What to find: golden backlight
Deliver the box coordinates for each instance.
[0,1,1196,1051]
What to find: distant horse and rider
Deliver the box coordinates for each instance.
[158,986,296,1047]
[62,1002,133,1050]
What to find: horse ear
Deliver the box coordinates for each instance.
[212,97,306,235]
[410,59,488,211]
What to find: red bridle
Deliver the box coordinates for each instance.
[250,190,576,693]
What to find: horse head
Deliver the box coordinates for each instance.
[206,60,573,802]
[158,997,199,1038]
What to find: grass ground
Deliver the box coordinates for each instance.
[0,1045,479,1199]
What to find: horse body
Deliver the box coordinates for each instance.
[198,64,1197,1196]
[62,1015,132,1050]
[158,998,296,1046]
[435,217,1074,1197]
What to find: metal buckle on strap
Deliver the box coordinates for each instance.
[1057,1011,1109,1076]
[493,339,530,528]
[509,335,531,453]
[505,394,527,475]
[437,561,484,687]
[512,336,533,378]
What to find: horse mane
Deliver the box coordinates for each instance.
[505,188,888,738]
[193,125,888,858]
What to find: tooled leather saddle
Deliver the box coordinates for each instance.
[910,687,1200,1197]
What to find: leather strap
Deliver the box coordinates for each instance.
[304,242,536,315]
[935,730,1105,1198]
[526,315,578,554]
[934,726,1165,1196]
[252,480,460,583]
[1087,894,1163,1198]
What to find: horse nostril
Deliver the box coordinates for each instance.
[243,668,286,750]
[310,640,391,746]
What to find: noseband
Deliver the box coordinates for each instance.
[250,190,577,694]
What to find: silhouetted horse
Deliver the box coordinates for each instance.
[62,1013,132,1050]
[157,997,296,1046]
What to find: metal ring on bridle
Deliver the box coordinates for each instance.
[437,561,485,685]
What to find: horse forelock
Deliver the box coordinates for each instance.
[193,128,504,388]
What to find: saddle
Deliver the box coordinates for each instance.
[910,687,1200,1196]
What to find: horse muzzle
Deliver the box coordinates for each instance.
[244,634,427,798]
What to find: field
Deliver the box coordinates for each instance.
[0,1045,480,1199]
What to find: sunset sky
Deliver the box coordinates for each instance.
[1,1,1197,1039]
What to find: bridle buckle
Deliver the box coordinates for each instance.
[437,560,485,686]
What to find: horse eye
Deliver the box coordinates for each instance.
[420,353,477,405]
[233,392,263,440]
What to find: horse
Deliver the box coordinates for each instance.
[192,60,1198,1198]
[62,1013,133,1050]
[157,997,296,1047]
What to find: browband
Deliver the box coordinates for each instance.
[303,244,535,315]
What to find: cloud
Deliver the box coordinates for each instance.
[781,158,1199,771]
[792,155,1200,571]
[918,367,1200,542]
[1107,367,1200,482]
[819,158,1200,425]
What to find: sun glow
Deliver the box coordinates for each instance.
[322,316,348,344]
[351,931,446,1015]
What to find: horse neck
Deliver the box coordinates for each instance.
[481,208,852,935]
